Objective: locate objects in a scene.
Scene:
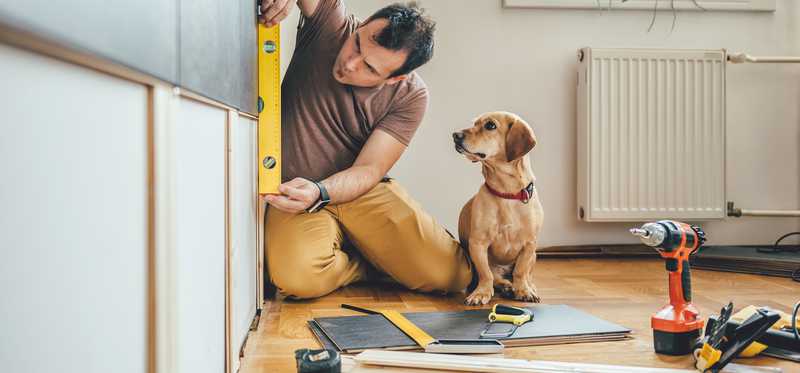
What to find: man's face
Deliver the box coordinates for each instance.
[332,19,410,87]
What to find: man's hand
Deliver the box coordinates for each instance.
[265,177,321,214]
[258,0,294,27]
[265,131,406,213]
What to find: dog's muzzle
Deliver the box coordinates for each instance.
[452,132,465,151]
[452,132,485,159]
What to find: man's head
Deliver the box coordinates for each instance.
[333,2,435,87]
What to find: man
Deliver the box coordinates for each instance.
[259,0,473,299]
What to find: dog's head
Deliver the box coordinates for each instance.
[452,111,537,163]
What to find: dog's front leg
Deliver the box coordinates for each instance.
[464,239,494,306]
[511,243,541,303]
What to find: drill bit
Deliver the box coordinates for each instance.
[629,228,650,238]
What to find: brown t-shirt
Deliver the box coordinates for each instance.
[280,0,429,182]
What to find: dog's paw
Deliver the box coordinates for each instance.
[494,279,514,298]
[512,283,541,303]
[464,286,494,306]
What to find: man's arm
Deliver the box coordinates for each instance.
[259,0,320,27]
[320,130,406,203]
[265,130,406,214]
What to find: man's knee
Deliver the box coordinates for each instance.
[265,235,336,299]
[269,261,335,299]
[264,208,344,298]
[265,233,348,299]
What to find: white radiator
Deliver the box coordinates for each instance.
[577,48,726,222]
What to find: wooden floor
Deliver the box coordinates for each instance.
[240,258,800,372]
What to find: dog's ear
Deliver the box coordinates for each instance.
[505,118,536,162]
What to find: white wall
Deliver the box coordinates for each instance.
[281,0,800,246]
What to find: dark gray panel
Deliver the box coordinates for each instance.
[238,0,258,114]
[0,0,258,111]
[0,0,178,82]
[311,305,631,352]
[181,0,256,112]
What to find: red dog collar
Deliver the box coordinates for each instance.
[484,182,535,204]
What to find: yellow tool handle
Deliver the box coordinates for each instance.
[492,313,531,326]
[695,343,722,371]
[489,304,533,326]
[379,310,436,348]
[257,23,281,195]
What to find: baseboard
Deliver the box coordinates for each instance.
[538,244,658,258]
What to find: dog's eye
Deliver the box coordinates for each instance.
[484,121,497,130]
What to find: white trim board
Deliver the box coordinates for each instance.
[352,350,783,373]
[502,0,776,11]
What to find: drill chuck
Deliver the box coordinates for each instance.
[629,222,667,247]
[630,221,705,251]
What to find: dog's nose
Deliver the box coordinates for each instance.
[452,132,465,143]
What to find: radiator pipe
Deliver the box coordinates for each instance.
[728,52,800,64]
[727,201,800,218]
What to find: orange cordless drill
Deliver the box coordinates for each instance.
[630,220,706,355]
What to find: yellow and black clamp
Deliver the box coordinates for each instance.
[695,343,723,372]
[693,302,782,373]
[480,304,534,339]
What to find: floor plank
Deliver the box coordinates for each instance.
[240,258,800,372]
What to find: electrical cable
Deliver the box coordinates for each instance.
[757,231,800,254]
[792,301,800,341]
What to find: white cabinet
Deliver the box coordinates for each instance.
[0,44,149,373]
[1,43,262,373]
[229,116,259,373]
[173,98,227,373]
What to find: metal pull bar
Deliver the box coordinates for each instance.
[728,52,800,64]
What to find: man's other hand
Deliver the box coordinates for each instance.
[258,0,294,27]
[265,177,321,214]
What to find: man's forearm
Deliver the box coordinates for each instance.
[320,165,383,204]
[307,131,405,207]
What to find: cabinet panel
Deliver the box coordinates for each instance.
[0,0,178,81]
[174,98,226,373]
[229,115,258,371]
[0,44,149,373]
[180,0,257,113]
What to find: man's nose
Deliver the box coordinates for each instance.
[344,56,361,72]
[452,132,465,143]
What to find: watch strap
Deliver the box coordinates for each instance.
[306,180,330,213]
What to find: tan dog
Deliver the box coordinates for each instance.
[453,111,543,306]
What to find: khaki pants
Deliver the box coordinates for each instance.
[264,179,473,299]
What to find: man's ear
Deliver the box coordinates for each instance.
[505,118,536,162]
[386,74,408,85]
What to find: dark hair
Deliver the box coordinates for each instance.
[364,2,435,77]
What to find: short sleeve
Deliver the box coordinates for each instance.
[296,0,351,49]
[374,88,429,146]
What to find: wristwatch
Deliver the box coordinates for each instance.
[306,180,330,213]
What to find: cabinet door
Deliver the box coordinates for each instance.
[174,98,226,373]
[229,115,258,372]
[0,44,149,373]
[0,0,177,81]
